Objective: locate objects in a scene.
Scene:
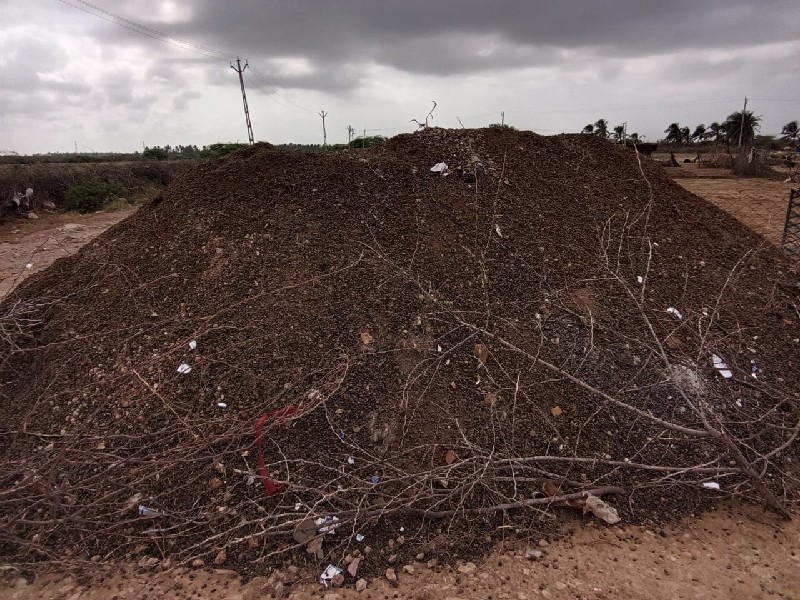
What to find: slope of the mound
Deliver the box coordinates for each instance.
[1,128,798,574]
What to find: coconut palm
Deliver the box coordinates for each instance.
[664,123,682,144]
[781,120,798,140]
[593,119,609,138]
[708,122,724,143]
[628,132,641,144]
[691,124,707,143]
[680,127,691,144]
[612,124,625,142]
[722,110,761,146]
[582,123,594,134]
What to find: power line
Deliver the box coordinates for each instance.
[55,0,234,61]
[57,0,317,116]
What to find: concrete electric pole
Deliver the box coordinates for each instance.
[231,57,255,145]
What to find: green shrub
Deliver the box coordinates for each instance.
[64,180,127,213]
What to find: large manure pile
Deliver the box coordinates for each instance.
[1,128,799,575]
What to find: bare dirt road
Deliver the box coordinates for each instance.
[0,208,136,299]
[3,505,798,600]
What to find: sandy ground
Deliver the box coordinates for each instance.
[0,208,136,299]
[3,505,798,600]
[2,181,799,600]
[674,176,796,247]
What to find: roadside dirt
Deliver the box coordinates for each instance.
[0,208,136,299]
[674,177,795,247]
[3,505,798,600]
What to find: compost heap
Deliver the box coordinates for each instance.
[2,128,799,575]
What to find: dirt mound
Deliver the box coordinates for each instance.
[1,129,799,577]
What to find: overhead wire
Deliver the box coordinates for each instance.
[56,0,316,114]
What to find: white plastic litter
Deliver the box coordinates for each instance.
[430,162,448,174]
[189,340,197,350]
[637,276,644,284]
[355,533,365,542]
[320,564,343,587]
[702,481,720,490]
[216,402,227,409]
[666,307,682,320]
[138,505,161,516]
[177,363,192,374]
[494,223,503,238]
[315,515,341,534]
[347,456,355,465]
[711,354,733,379]
[25,263,33,269]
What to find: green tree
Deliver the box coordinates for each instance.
[612,124,625,142]
[593,119,609,138]
[781,120,798,140]
[628,132,641,144]
[722,110,761,146]
[707,122,725,142]
[664,123,682,144]
[680,126,691,144]
[582,123,594,134]
[691,124,707,142]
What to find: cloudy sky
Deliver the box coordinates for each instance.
[1,0,798,153]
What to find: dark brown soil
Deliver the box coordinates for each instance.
[1,128,798,579]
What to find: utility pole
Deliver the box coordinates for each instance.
[74,141,78,153]
[319,110,328,146]
[362,129,366,148]
[230,57,255,145]
[738,97,747,148]
[501,111,505,126]
[347,125,355,146]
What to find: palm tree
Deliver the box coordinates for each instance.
[612,124,625,142]
[664,123,682,144]
[781,120,798,141]
[722,110,761,146]
[582,123,594,134]
[691,124,707,143]
[680,127,691,144]
[594,119,609,138]
[707,122,724,143]
[628,132,641,144]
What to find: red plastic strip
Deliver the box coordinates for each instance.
[254,405,298,496]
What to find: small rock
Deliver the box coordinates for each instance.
[274,582,286,598]
[14,578,28,588]
[555,582,567,591]
[90,555,101,562]
[27,212,39,219]
[138,556,159,568]
[386,568,398,584]
[525,549,544,561]
[210,477,223,490]
[538,539,549,547]
[355,578,368,592]
[213,549,227,565]
[426,558,439,569]
[330,573,345,588]
[323,594,342,600]
[363,546,372,555]
[457,562,477,575]
[415,552,425,561]
[344,554,354,565]
[42,200,56,210]
[191,558,205,568]
[396,535,405,546]
[387,554,398,564]
[403,565,415,575]
[347,557,361,577]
